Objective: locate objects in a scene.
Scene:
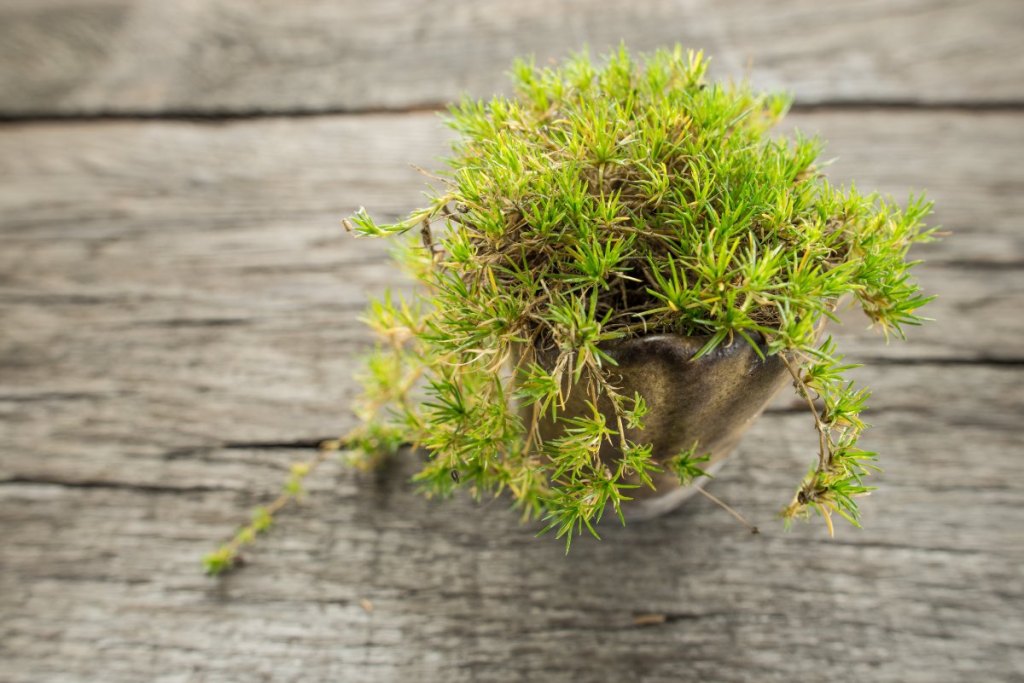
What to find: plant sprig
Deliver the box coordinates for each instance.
[203,442,339,575]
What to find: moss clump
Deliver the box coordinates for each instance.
[206,45,937,572]
[345,45,935,545]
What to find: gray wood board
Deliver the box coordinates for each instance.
[1,110,1020,261]
[1,0,1022,116]
[2,394,1022,682]
[1,110,1021,480]
[1,109,1022,682]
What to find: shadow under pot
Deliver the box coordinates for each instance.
[528,334,790,520]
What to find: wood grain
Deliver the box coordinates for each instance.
[2,393,1022,682]
[1,0,1022,116]
[1,111,1021,479]
[1,110,1022,679]
[2,111,1020,259]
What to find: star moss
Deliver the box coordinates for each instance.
[206,45,936,572]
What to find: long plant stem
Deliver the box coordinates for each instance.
[696,486,759,534]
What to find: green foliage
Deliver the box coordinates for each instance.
[343,44,935,544]
[203,446,336,575]
[208,44,937,573]
[667,444,711,485]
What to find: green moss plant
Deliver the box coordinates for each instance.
[205,45,936,575]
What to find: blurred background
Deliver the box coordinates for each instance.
[1,2,1022,682]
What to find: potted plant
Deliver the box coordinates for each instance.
[204,45,935,574]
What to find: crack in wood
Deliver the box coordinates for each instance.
[220,438,343,450]
[0,476,230,495]
[936,259,1024,271]
[0,100,1022,125]
[853,356,1024,367]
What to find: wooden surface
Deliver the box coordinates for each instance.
[2,0,1023,116]
[1,3,1023,682]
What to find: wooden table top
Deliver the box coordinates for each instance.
[2,2,1022,681]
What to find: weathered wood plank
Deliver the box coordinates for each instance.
[1,111,1020,261]
[1,0,1022,116]
[2,385,1022,682]
[0,111,1020,483]
[2,355,1018,488]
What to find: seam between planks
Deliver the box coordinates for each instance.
[1,100,1023,126]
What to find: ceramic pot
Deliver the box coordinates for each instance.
[531,334,789,520]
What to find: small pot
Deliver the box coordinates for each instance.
[532,334,789,520]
